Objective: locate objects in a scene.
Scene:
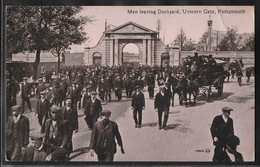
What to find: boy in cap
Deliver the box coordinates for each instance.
[6,105,29,161]
[131,85,145,128]
[210,107,234,162]
[90,110,125,161]
[20,132,47,161]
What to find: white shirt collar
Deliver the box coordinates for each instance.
[222,114,228,123]
[52,120,57,126]
[36,143,44,151]
[13,114,21,123]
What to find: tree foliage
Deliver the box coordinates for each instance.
[7,6,94,78]
[198,30,213,52]
[218,27,240,51]
[239,33,254,51]
[172,27,196,51]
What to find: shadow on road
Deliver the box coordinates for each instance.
[169,110,181,114]
[141,122,157,128]
[69,147,90,160]
[167,124,180,130]
[197,92,234,102]
[224,95,254,103]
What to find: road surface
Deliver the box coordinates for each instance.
[18,76,255,162]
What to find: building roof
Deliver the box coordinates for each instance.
[105,21,158,34]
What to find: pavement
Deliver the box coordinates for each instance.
[19,76,255,162]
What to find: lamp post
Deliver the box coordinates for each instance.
[207,15,213,52]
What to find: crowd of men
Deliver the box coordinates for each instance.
[5,53,251,162]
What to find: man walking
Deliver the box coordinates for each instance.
[21,77,32,113]
[61,98,78,157]
[6,105,29,161]
[35,91,51,134]
[131,86,145,128]
[90,110,125,161]
[210,107,234,162]
[154,86,171,130]
[44,105,70,161]
[83,91,102,130]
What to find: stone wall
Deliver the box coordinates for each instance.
[179,51,255,67]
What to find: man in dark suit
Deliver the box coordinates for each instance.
[21,77,32,113]
[210,107,234,162]
[114,75,123,102]
[10,75,20,106]
[44,105,70,161]
[36,91,51,134]
[131,86,145,128]
[67,82,78,110]
[83,91,102,130]
[61,98,78,157]
[20,133,47,161]
[147,72,155,99]
[6,105,29,161]
[90,110,125,161]
[125,75,133,98]
[154,86,171,130]
[36,78,45,99]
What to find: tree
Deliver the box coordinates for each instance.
[183,39,196,51]
[7,6,93,79]
[239,33,254,51]
[172,27,187,51]
[218,27,240,51]
[198,30,213,52]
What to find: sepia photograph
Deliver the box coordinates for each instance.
[3,5,255,163]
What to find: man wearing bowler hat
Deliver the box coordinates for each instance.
[210,106,234,162]
[131,85,145,128]
[90,110,125,161]
[20,132,47,161]
[84,91,102,130]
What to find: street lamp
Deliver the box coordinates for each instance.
[207,15,213,52]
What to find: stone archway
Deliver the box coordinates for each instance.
[84,21,180,66]
[93,52,102,66]
[119,39,143,66]
[121,42,140,66]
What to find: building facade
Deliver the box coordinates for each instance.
[83,21,180,67]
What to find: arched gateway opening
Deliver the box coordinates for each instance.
[122,43,140,66]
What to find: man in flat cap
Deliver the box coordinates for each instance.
[84,91,102,130]
[90,110,125,161]
[6,105,29,161]
[210,107,234,162]
[36,78,45,99]
[20,132,47,161]
[61,98,78,157]
[21,77,32,113]
[44,105,70,161]
[131,85,145,128]
[36,91,51,134]
[154,86,171,130]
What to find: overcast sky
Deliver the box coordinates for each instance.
[70,6,254,52]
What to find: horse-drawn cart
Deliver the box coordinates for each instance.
[177,57,227,106]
